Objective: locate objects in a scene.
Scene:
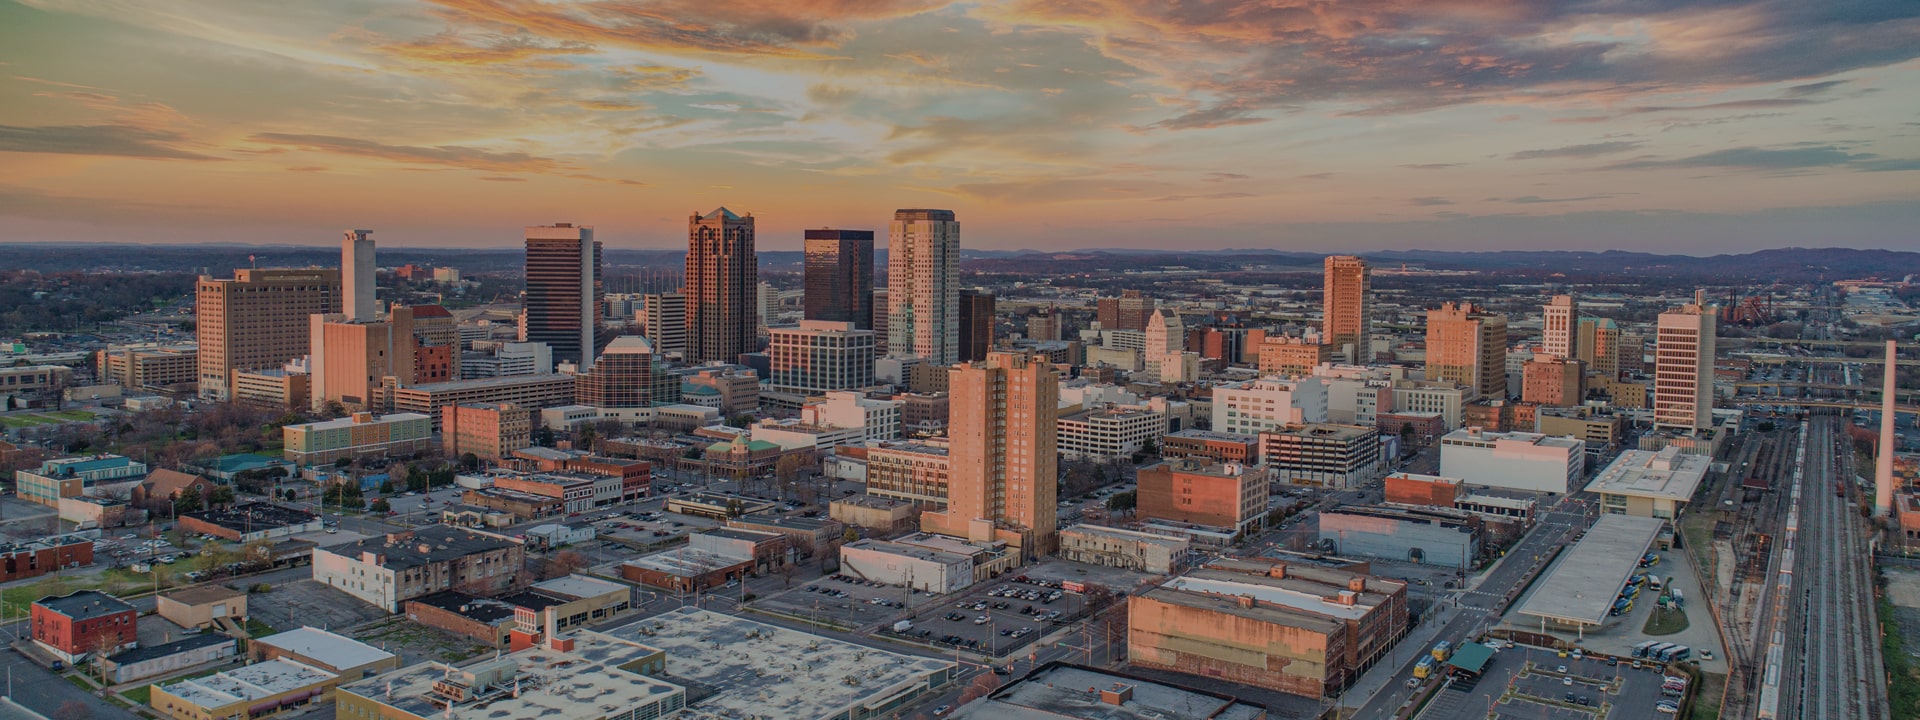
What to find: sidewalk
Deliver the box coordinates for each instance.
[1339,603,1460,709]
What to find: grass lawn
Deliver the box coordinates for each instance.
[44,409,97,421]
[1,568,174,615]
[123,683,153,705]
[0,415,52,429]
[1687,671,1725,720]
[1644,606,1691,636]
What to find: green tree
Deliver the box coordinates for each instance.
[281,488,297,502]
[379,480,395,494]
[535,426,555,447]
[1105,491,1136,513]
[460,452,480,471]
[370,498,391,513]
[174,484,204,514]
[334,457,351,469]
[208,485,235,508]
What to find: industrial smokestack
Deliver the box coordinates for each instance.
[1878,339,1897,516]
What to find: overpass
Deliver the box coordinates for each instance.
[1734,381,1920,402]
[1739,355,1920,367]
[1731,398,1920,418]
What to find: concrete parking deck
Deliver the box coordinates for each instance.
[1516,515,1664,630]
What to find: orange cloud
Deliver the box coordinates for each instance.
[422,0,956,58]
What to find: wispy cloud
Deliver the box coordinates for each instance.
[1604,145,1920,172]
[1509,141,1642,160]
[0,124,218,160]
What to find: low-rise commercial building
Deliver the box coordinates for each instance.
[441,402,532,462]
[1161,429,1259,465]
[403,592,520,647]
[248,626,400,678]
[690,528,791,574]
[1438,427,1586,495]
[312,527,527,612]
[156,586,248,630]
[100,634,236,684]
[1137,459,1267,540]
[31,590,138,663]
[620,548,753,593]
[523,522,595,549]
[1260,423,1383,489]
[0,535,94,583]
[831,494,917,532]
[839,539,973,593]
[1589,446,1711,519]
[338,631,687,720]
[282,412,432,466]
[460,486,564,521]
[57,495,143,529]
[1130,560,1407,699]
[179,503,322,543]
[1057,525,1191,575]
[231,367,310,411]
[663,492,776,520]
[13,454,148,507]
[727,514,844,559]
[1317,505,1482,568]
[149,659,338,720]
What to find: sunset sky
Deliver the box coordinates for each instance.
[1,0,1916,252]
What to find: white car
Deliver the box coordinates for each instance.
[973,616,989,625]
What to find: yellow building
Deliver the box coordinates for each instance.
[149,659,336,720]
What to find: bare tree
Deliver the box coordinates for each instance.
[955,672,1002,705]
[544,549,589,579]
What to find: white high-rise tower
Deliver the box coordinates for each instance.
[1654,290,1716,431]
[887,209,960,365]
[343,229,375,321]
[1543,294,1577,360]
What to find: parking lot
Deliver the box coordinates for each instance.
[1416,643,1688,720]
[887,574,1090,658]
[755,574,930,631]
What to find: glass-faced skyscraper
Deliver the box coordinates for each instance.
[523,223,601,371]
[803,229,874,330]
[685,207,758,364]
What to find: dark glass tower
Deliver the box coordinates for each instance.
[524,223,602,370]
[803,228,875,330]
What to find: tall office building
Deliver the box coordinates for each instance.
[767,321,876,394]
[196,268,341,401]
[921,351,1059,559]
[310,306,417,412]
[342,229,376,322]
[1654,290,1717,431]
[685,208,758,363]
[1425,302,1508,399]
[575,336,681,409]
[1577,317,1621,380]
[1542,295,1577,360]
[638,292,687,359]
[1025,311,1061,342]
[872,288,890,355]
[1142,308,1184,379]
[803,229,875,330]
[1096,290,1154,332]
[958,289,994,362]
[1323,256,1371,364]
[523,223,602,370]
[887,209,960,364]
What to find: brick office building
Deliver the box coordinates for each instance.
[32,590,139,663]
[0,536,94,583]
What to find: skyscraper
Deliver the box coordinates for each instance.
[1654,290,1717,431]
[196,268,341,401]
[1425,302,1508,399]
[1542,294,1578,360]
[1143,308,1184,379]
[958,289,994,362]
[803,229,875,330]
[523,223,602,371]
[1323,256,1371,364]
[887,209,959,364]
[343,229,375,322]
[767,321,876,394]
[921,351,1059,559]
[685,208,758,364]
[638,292,687,359]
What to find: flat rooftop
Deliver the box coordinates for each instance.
[339,631,684,719]
[1161,569,1374,622]
[37,590,134,621]
[253,626,395,671]
[626,549,749,576]
[322,526,519,572]
[289,412,429,432]
[402,374,573,392]
[182,503,317,533]
[1517,514,1666,627]
[845,539,970,565]
[873,441,950,456]
[163,585,246,606]
[532,574,628,600]
[965,663,1266,720]
[160,659,335,709]
[407,591,518,624]
[1588,447,1712,501]
[106,633,233,665]
[1165,429,1260,443]
[606,607,955,720]
[1059,525,1191,550]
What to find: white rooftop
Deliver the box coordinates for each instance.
[1164,575,1372,621]
[339,631,685,720]
[289,412,429,432]
[1588,447,1712,501]
[607,608,954,720]
[160,659,335,709]
[533,574,628,600]
[253,626,395,671]
[1517,514,1666,627]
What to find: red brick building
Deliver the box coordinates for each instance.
[1161,430,1259,465]
[1384,473,1462,507]
[1376,412,1445,446]
[32,590,138,662]
[0,537,94,583]
[1137,459,1267,539]
[414,343,455,384]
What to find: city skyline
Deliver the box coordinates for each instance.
[1,1,1916,251]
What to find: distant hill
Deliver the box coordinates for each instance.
[0,243,1911,282]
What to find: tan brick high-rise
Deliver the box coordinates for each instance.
[197,268,341,401]
[685,208,757,364]
[1425,302,1508,399]
[1322,256,1370,363]
[922,351,1058,559]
